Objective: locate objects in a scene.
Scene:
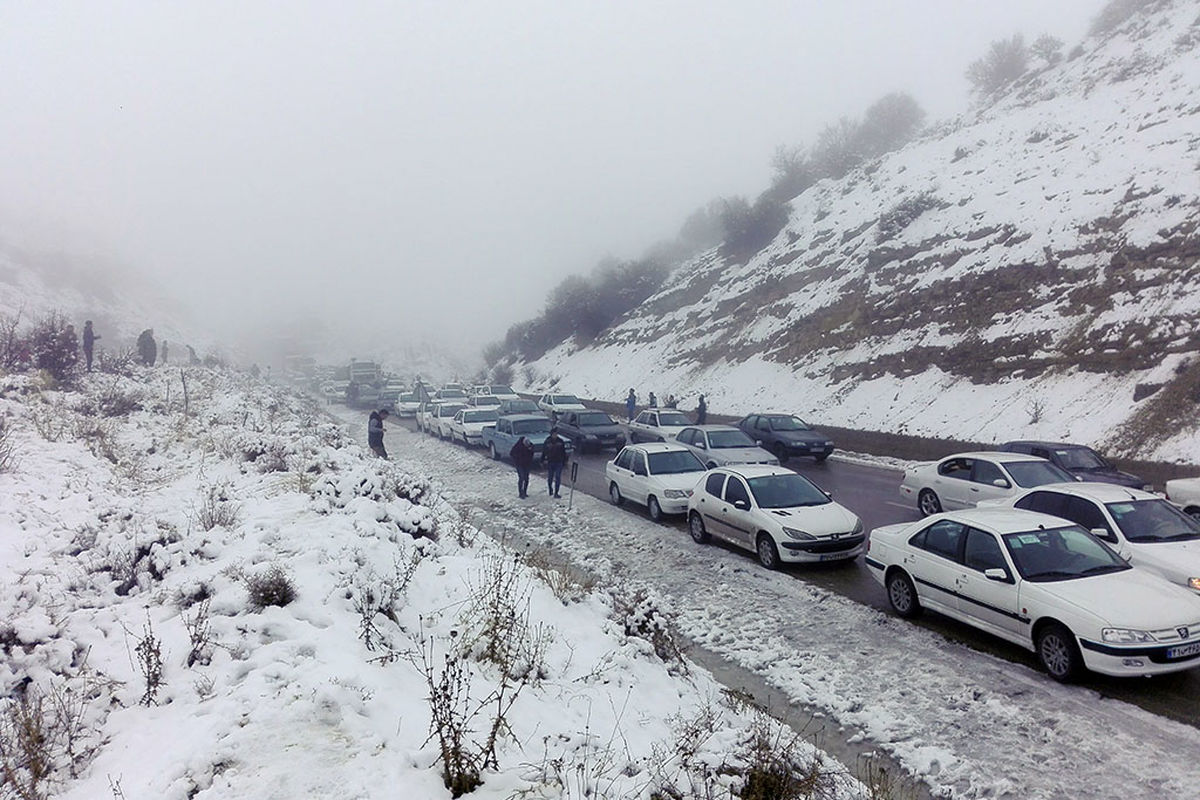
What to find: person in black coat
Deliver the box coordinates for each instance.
[543,429,568,498]
[137,329,156,366]
[696,394,707,425]
[82,320,100,372]
[368,409,389,458]
[510,436,535,498]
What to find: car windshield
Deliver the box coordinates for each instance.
[647,450,707,475]
[1106,499,1200,543]
[578,412,615,427]
[399,394,418,402]
[514,419,551,435]
[1053,447,1108,470]
[438,404,465,416]
[657,412,691,427]
[464,410,498,423]
[1005,460,1075,488]
[767,415,811,431]
[747,474,830,509]
[504,401,540,413]
[439,389,467,399]
[489,385,515,394]
[551,395,581,404]
[708,429,757,448]
[1002,526,1129,581]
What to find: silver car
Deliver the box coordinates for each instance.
[674,425,779,469]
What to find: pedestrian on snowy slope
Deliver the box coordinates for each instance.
[137,329,156,366]
[510,435,535,498]
[368,408,390,458]
[544,428,568,498]
[696,394,707,425]
[82,320,100,372]
[625,388,637,422]
[160,340,169,364]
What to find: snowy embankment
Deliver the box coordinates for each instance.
[373,416,1200,800]
[0,366,883,799]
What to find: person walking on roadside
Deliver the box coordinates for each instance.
[510,435,535,498]
[625,388,637,422]
[696,394,707,425]
[544,427,568,498]
[82,320,100,372]
[137,328,156,366]
[648,392,657,408]
[368,408,390,458]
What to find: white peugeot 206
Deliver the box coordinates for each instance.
[605,442,708,521]
[865,506,1200,681]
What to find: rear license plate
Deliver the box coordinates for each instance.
[1167,642,1200,659]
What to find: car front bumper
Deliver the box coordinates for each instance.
[779,534,866,563]
[1079,637,1200,677]
[657,497,690,515]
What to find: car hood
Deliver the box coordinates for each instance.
[578,424,625,436]
[777,430,829,444]
[1067,467,1145,488]
[1128,540,1200,584]
[1035,568,1200,628]
[764,502,858,536]
[711,446,775,463]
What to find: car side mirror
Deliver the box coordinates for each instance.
[733,499,750,510]
[755,440,764,446]
[634,465,646,476]
[696,441,707,450]
[992,479,1010,488]
[824,491,833,498]
[984,568,1011,583]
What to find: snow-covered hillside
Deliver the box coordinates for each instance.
[524,0,1200,463]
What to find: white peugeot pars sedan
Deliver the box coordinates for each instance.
[687,465,863,569]
[865,507,1200,681]
[900,452,1075,516]
[605,443,707,521]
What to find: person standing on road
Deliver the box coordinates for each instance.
[696,394,707,425]
[82,320,100,372]
[368,408,390,458]
[510,436,535,498]
[544,428,568,498]
[625,388,637,422]
[665,394,677,409]
[648,392,657,408]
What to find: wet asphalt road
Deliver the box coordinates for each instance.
[397,415,1200,729]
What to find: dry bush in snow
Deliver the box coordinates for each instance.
[194,485,241,532]
[245,565,296,609]
[0,416,16,473]
[611,588,686,674]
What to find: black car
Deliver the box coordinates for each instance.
[497,398,542,416]
[999,440,1148,489]
[554,410,627,453]
[735,414,835,463]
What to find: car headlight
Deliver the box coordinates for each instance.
[1188,577,1200,592]
[585,434,598,440]
[782,527,815,541]
[824,441,834,447]
[664,489,688,499]
[1101,628,1154,643]
[851,518,863,535]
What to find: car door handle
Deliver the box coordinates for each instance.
[970,487,980,492]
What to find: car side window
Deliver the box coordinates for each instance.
[972,460,1007,486]
[1064,497,1114,539]
[696,432,708,449]
[1015,490,1067,517]
[705,473,725,497]
[724,477,751,505]
[632,453,647,476]
[678,429,694,445]
[963,528,1007,572]
[1032,447,1051,460]
[615,449,632,470]
[918,520,965,561]
[635,412,649,424]
[499,420,510,434]
[938,458,972,480]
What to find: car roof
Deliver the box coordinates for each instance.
[943,451,1049,463]
[1017,481,1157,502]
[688,424,741,431]
[623,442,691,454]
[1004,440,1091,450]
[931,506,1082,534]
[715,464,795,478]
[503,414,549,422]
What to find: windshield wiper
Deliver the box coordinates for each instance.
[1162,532,1200,542]
[1026,570,1078,580]
[1080,564,1127,575]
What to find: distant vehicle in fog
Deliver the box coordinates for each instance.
[449,408,500,447]
[537,393,588,419]
[736,413,835,463]
[554,410,627,453]
[1000,441,1149,490]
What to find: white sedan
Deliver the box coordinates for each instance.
[1001,482,1200,594]
[537,393,588,419]
[686,465,863,569]
[605,443,708,521]
[1166,477,1200,520]
[674,425,778,469]
[865,507,1200,680]
[448,408,500,447]
[628,409,693,443]
[900,451,1075,516]
[430,403,466,439]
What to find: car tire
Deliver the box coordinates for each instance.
[647,496,662,522]
[773,442,789,463]
[815,453,829,463]
[918,489,942,516]
[1036,622,1082,682]
[489,443,499,461]
[886,570,921,619]
[609,482,624,506]
[756,533,780,570]
[688,512,709,544]
[1185,506,1200,522]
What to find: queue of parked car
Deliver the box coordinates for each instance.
[402,382,1200,682]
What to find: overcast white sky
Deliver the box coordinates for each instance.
[0,0,1102,357]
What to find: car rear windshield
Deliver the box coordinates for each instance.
[399,394,418,402]
[489,385,515,394]
[504,401,540,413]
[473,396,500,405]
[514,419,551,435]
[767,416,811,431]
[647,450,706,475]
[578,412,615,426]
[1002,526,1129,581]
[1106,499,1200,543]
[708,430,757,448]
[747,474,830,509]
[1005,461,1075,488]
[657,412,690,426]
[551,395,581,404]
[464,410,499,422]
[438,404,465,416]
[1054,447,1108,470]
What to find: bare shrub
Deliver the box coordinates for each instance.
[738,713,836,800]
[245,565,296,609]
[82,379,143,418]
[134,617,165,706]
[72,416,119,464]
[611,588,686,674]
[354,552,422,652]
[183,599,213,668]
[195,485,241,532]
[855,753,919,800]
[966,34,1029,96]
[28,312,80,385]
[29,409,69,443]
[0,310,26,372]
[1026,397,1045,424]
[1090,0,1155,36]
[0,678,105,800]
[0,416,17,473]
[523,548,596,605]
[95,349,137,377]
[459,553,550,682]
[877,191,942,241]
[1031,34,1064,66]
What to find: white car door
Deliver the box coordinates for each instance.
[902,519,968,617]
[954,526,1025,640]
[932,458,975,510]
[627,450,652,504]
[721,475,758,551]
[968,459,1017,506]
[694,472,734,543]
[608,448,636,498]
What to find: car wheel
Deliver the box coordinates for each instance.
[1185,506,1200,522]
[918,489,942,516]
[688,512,709,543]
[815,453,829,463]
[886,570,921,619]
[1036,622,1082,682]
[489,443,499,461]
[609,482,624,506]
[773,442,789,463]
[756,534,780,570]
[647,496,662,522]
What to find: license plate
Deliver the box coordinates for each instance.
[818,553,847,562]
[1167,641,1200,659]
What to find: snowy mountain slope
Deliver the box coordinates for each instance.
[525,0,1200,462]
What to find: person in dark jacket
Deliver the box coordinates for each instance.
[543,428,568,498]
[696,394,707,425]
[368,408,389,458]
[510,436,535,498]
[137,329,156,366]
[160,340,169,364]
[648,392,657,408]
[625,388,637,422]
[82,320,100,372]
